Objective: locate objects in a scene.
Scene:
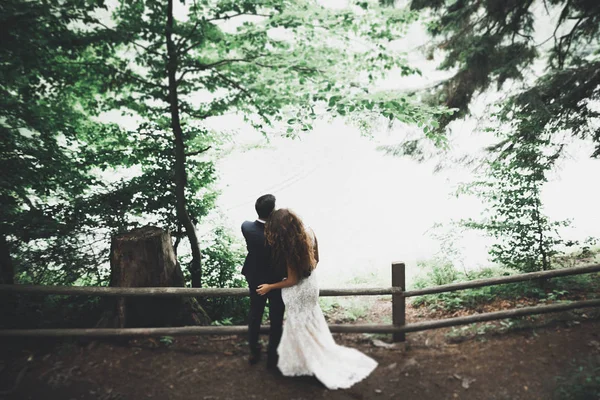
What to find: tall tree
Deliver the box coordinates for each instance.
[458,113,568,272]
[406,0,600,156]
[392,0,599,271]
[0,0,116,285]
[83,0,450,287]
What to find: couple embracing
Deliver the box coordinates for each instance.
[241,194,377,390]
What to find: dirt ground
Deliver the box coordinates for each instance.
[1,301,599,400]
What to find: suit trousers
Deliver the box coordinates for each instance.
[248,286,285,365]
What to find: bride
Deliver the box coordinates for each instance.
[256,209,378,390]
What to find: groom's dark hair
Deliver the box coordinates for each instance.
[255,194,276,219]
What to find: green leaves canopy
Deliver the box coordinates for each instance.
[410,0,600,157]
[2,0,448,286]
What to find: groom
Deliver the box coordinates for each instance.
[241,194,285,369]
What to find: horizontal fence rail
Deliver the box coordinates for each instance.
[0,264,598,298]
[402,263,600,298]
[1,263,599,341]
[0,285,401,297]
[2,298,599,338]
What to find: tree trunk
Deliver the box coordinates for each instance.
[534,200,550,271]
[0,234,16,326]
[0,235,14,285]
[165,0,203,288]
[96,226,209,329]
[533,199,550,290]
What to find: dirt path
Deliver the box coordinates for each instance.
[1,305,599,400]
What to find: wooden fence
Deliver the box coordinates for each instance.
[1,263,599,342]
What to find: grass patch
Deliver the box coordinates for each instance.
[320,297,372,323]
[319,297,342,315]
[411,258,600,313]
[445,315,541,342]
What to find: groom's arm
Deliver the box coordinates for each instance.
[241,221,251,251]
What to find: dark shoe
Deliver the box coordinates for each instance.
[266,363,282,377]
[266,355,278,370]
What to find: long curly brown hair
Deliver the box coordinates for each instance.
[265,208,316,279]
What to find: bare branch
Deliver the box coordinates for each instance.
[206,12,272,22]
[185,146,212,156]
[556,16,585,68]
[176,59,254,83]
[177,54,322,88]
[176,55,267,83]
[213,70,252,98]
[199,57,263,69]
[178,39,205,57]
[552,0,573,53]
[176,19,202,50]
[254,62,323,74]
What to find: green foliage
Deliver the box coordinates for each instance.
[319,297,371,323]
[554,357,600,400]
[343,302,370,322]
[196,227,249,324]
[415,258,459,286]
[319,298,341,315]
[408,0,600,157]
[411,260,600,312]
[211,317,233,326]
[458,123,569,272]
[0,0,119,286]
[446,321,501,340]
[1,0,451,293]
[445,316,543,341]
[90,0,451,137]
[555,239,600,268]
[159,336,175,346]
[53,0,449,287]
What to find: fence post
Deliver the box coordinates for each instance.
[392,262,405,342]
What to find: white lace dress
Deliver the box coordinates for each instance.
[277,269,378,389]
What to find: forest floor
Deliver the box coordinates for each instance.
[2,297,600,400]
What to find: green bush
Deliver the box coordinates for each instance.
[419,259,460,286]
[411,259,600,312]
[195,227,250,324]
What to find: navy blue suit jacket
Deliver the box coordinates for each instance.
[241,220,283,289]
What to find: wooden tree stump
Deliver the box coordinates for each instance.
[97,226,210,329]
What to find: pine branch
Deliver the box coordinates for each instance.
[176,55,266,83]
[556,16,585,68]
[212,70,252,98]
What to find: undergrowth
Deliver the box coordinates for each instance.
[411,257,600,313]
